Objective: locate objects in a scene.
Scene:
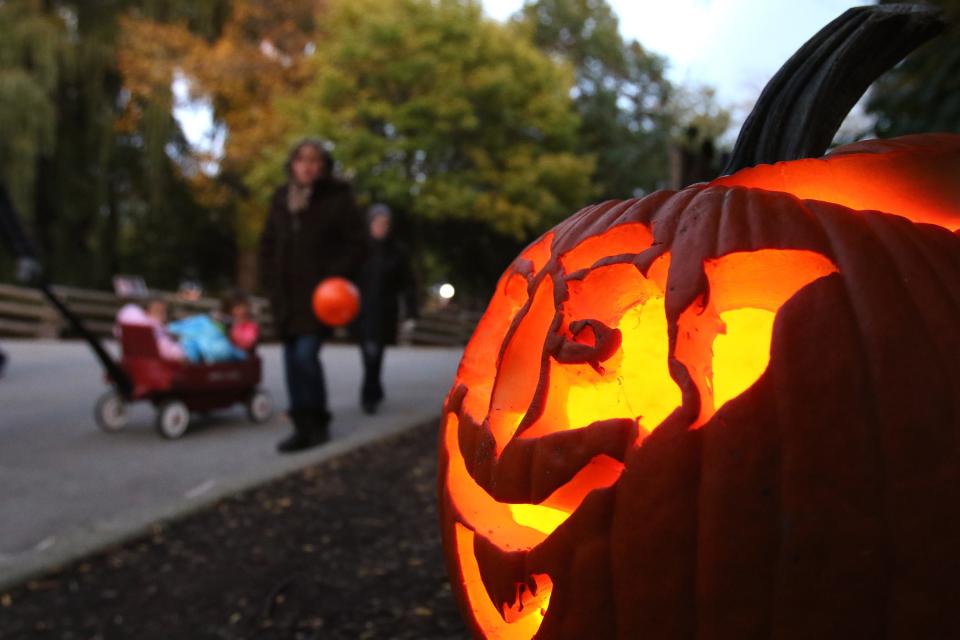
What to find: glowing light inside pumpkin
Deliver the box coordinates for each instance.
[508,454,624,534]
[522,254,681,442]
[524,290,679,440]
[457,233,554,435]
[559,222,654,273]
[444,414,624,549]
[458,269,529,424]
[444,414,548,551]
[445,411,621,639]
[678,249,839,426]
[713,308,776,409]
[488,276,556,454]
[567,295,678,431]
[508,503,568,535]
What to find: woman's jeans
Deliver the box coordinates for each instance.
[283,334,328,413]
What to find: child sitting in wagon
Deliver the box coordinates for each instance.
[115,296,251,364]
[115,298,186,362]
[217,289,260,352]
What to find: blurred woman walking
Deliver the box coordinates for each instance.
[0,183,43,378]
[259,140,366,452]
[355,204,418,414]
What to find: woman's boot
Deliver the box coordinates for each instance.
[309,409,332,444]
[277,409,317,453]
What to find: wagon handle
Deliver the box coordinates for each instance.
[36,283,135,398]
[0,183,134,398]
[723,4,945,174]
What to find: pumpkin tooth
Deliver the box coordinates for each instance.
[452,523,552,637]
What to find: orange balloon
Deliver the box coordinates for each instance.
[312,277,360,327]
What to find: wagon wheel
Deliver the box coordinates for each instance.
[155,400,191,439]
[94,390,128,433]
[246,389,274,424]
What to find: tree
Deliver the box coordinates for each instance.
[519,0,673,198]
[667,84,731,148]
[118,0,322,288]
[867,0,960,137]
[519,0,732,197]
[249,0,595,296]
[0,2,62,220]
[0,0,234,287]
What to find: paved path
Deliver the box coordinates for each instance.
[0,340,460,588]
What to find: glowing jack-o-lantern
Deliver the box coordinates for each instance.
[439,6,960,639]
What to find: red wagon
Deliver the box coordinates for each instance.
[1,185,272,439]
[94,324,273,439]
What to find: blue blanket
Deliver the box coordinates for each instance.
[166,315,246,364]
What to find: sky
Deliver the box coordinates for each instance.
[483,0,863,110]
[176,0,865,158]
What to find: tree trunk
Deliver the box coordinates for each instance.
[99,179,120,288]
[236,245,259,293]
[32,155,54,268]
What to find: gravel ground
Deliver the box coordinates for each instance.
[0,421,468,640]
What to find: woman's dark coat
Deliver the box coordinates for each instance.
[355,237,418,345]
[0,184,35,258]
[258,179,366,338]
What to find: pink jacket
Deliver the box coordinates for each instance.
[115,304,185,362]
[230,320,259,351]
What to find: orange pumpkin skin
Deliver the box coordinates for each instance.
[311,277,360,327]
[438,134,960,639]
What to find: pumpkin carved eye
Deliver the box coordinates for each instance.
[676,248,838,427]
[524,257,676,442]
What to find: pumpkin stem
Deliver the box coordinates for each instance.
[722,4,945,175]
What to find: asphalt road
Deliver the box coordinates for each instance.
[0,339,460,587]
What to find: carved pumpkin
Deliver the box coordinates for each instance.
[438,6,960,639]
[312,276,360,326]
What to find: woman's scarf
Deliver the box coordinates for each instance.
[286,182,312,214]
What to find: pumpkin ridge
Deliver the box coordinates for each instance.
[757,198,843,631]
[771,275,885,633]
[801,199,959,632]
[764,339,786,639]
[906,225,960,316]
[550,200,628,256]
[864,213,960,364]
[714,133,960,230]
[802,201,894,632]
[860,215,960,467]
[826,132,960,158]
